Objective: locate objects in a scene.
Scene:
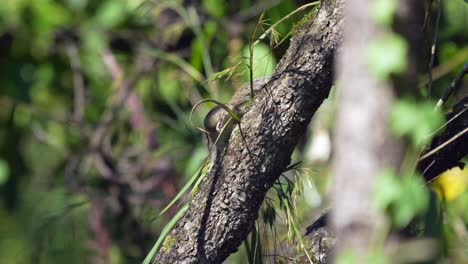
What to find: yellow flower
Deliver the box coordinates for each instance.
[429,166,468,202]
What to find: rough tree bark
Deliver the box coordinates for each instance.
[154,0,344,263]
[331,0,424,259]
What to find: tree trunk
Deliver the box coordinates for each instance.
[331,0,424,259]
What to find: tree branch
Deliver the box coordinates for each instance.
[65,42,86,123]
[154,0,344,262]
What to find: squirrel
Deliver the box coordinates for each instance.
[203,77,270,163]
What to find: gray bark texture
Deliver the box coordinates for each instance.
[154,0,344,263]
[331,0,423,258]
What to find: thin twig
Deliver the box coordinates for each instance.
[90,49,152,149]
[427,0,442,97]
[66,42,86,122]
[419,47,468,87]
[252,2,320,47]
[102,48,124,80]
[419,127,468,161]
[435,62,468,108]
[233,0,281,22]
[427,107,468,136]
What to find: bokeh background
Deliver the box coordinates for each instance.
[0,0,467,263]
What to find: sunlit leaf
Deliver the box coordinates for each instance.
[158,67,182,103]
[372,0,397,26]
[375,170,429,228]
[242,43,276,80]
[95,0,126,29]
[368,34,407,81]
[374,170,401,210]
[443,0,468,38]
[391,99,445,147]
[202,0,225,18]
[393,174,429,227]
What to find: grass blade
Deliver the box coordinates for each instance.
[142,204,189,264]
[160,161,207,215]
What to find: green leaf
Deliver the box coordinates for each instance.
[372,0,397,26]
[13,105,32,128]
[0,0,24,27]
[391,99,445,147]
[65,0,88,11]
[456,192,468,222]
[143,204,189,264]
[375,170,429,228]
[374,170,401,210]
[202,0,225,18]
[160,162,207,215]
[0,159,10,185]
[47,122,67,152]
[185,146,209,177]
[158,67,182,103]
[95,0,126,29]
[368,248,390,264]
[443,0,468,38]
[337,250,359,264]
[439,42,459,63]
[393,174,429,227]
[368,34,407,81]
[243,43,276,81]
[33,0,70,27]
[190,39,204,71]
[203,20,218,39]
[403,175,429,213]
[30,0,71,52]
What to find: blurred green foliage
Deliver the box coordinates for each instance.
[371,0,398,27]
[374,170,429,228]
[0,0,467,263]
[368,33,408,81]
[242,42,276,80]
[391,99,445,147]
